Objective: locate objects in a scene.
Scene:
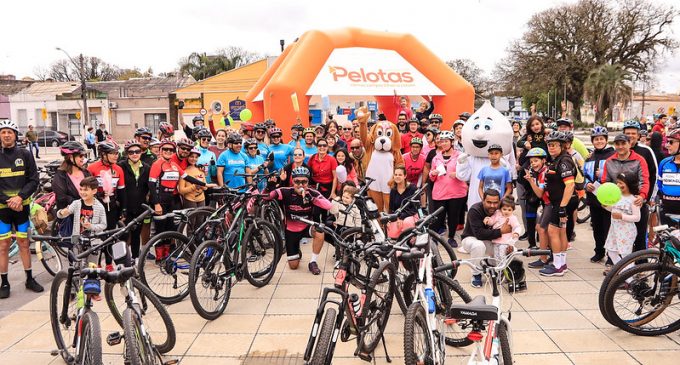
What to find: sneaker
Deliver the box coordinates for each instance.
[308,261,321,275]
[568,232,576,242]
[0,284,9,299]
[539,264,566,277]
[471,274,483,288]
[105,264,115,272]
[25,278,44,293]
[590,253,605,263]
[448,238,458,248]
[518,233,528,241]
[457,246,469,254]
[528,259,547,269]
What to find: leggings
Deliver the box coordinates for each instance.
[589,201,611,256]
[155,196,182,242]
[565,196,578,240]
[432,197,467,240]
[103,207,120,265]
[525,199,541,247]
[125,213,143,259]
[634,204,649,252]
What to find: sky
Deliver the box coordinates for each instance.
[1,0,678,93]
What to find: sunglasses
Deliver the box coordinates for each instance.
[256,130,265,133]
[247,147,257,150]
[271,135,281,138]
[200,137,211,141]
[293,153,303,157]
[342,128,352,131]
[351,146,361,150]
[317,144,328,148]
[161,147,176,152]
[179,146,192,151]
[140,136,151,141]
[293,179,309,185]
[127,149,142,155]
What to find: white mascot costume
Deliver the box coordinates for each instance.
[456,101,517,209]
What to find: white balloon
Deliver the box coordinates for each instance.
[336,165,348,183]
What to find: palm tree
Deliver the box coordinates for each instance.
[178,48,260,81]
[584,64,633,124]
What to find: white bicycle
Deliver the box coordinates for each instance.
[430,247,551,365]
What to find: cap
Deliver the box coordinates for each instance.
[613,134,630,143]
[487,144,503,153]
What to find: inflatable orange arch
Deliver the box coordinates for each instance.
[245,27,474,139]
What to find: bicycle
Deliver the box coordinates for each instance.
[188,188,281,320]
[431,247,551,365]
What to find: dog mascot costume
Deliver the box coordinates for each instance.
[357,106,404,212]
[456,101,517,209]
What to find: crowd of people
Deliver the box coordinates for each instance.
[0,104,679,298]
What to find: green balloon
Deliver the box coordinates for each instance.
[240,109,253,122]
[596,182,622,206]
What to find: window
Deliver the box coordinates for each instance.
[144,113,167,134]
[17,109,27,124]
[116,111,131,126]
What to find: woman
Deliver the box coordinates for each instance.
[387,166,419,238]
[244,138,267,190]
[326,134,339,156]
[428,131,467,247]
[195,128,217,184]
[208,129,228,160]
[403,137,425,186]
[280,148,309,187]
[584,126,615,262]
[308,139,338,199]
[179,147,209,210]
[334,149,358,194]
[422,126,439,156]
[53,141,91,210]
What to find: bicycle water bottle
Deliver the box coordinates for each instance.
[425,288,435,313]
[349,293,362,316]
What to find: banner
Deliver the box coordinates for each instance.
[229,99,246,121]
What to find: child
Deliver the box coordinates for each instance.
[484,198,523,260]
[329,184,362,230]
[478,144,512,200]
[523,148,548,249]
[603,173,641,275]
[56,176,107,236]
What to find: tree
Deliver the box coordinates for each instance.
[446,59,490,98]
[178,46,262,80]
[34,56,126,82]
[117,67,154,80]
[584,64,633,123]
[494,0,677,121]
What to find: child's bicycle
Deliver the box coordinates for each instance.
[432,247,551,365]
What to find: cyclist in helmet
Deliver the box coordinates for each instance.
[243,138,268,190]
[267,127,294,171]
[253,123,269,156]
[240,122,255,139]
[522,147,549,250]
[264,166,331,275]
[429,113,443,130]
[658,128,680,226]
[53,141,91,210]
[127,127,155,165]
[158,122,174,140]
[300,128,317,163]
[0,120,41,298]
[118,139,151,259]
[401,117,423,154]
[423,126,440,156]
[289,123,305,148]
[179,112,204,140]
[149,138,161,156]
[452,120,465,153]
[194,128,217,184]
[87,140,126,271]
[172,137,195,170]
[583,126,615,262]
[216,133,247,189]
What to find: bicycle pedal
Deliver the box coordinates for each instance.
[356,352,372,362]
[106,331,123,346]
[50,349,59,356]
[163,359,180,365]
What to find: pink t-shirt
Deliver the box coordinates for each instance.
[429,150,468,200]
[403,152,425,186]
[488,210,523,244]
[67,172,85,192]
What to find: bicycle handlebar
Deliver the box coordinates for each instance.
[433,248,552,274]
[76,205,154,259]
[81,266,136,284]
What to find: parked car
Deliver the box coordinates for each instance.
[29,130,75,147]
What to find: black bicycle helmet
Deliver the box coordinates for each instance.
[227,133,243,144]
[291,166,310,179]
[60,141,86,156]
[196,128,212,139]
[244,138,258,149]
[545,131,568,143]
[97,141,119,155]
[254,123,267,132]
[134,127,152,137]
[192,115,204,123]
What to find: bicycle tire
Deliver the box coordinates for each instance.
[404,303,434,365]
[603,262,680,336]
[124,306,157,365]
[38,241,63,277]
[137,231,193,304]
[104,278,176,354]
[576,198,590,224]
[497,321,512,365]
[179,207,216,237]
[77,310,103,365]
[434,273,473,347]
[242,220,281,288]
[599,249,660,324]
[189,240,232,320]
[359,260,395,354]
[49,270,78,364]
[309,308,337,365]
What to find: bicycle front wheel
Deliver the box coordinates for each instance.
[309,307,337,365]
[37,241,63,277]
[242,220,281,288]
[49,270,78,363]
[359,260,395,353]
[189,240,232,320]
[497,321,512,365]
[137,231,193,304]
[77,310,103,365]
[124,306,158,365]
[404,303,433,365]
[603,262,680,336]
[104,278,176,354]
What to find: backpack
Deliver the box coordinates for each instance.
[557,153,586,191]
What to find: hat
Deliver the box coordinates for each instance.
[613,134,630,143]
[487,144,503,153]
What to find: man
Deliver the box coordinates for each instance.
[0,120,41,298]
[171,138,194,170]
[401,118,423,154]
[428,113,443,130]
[403,137,425,186]
[396,112,408,134]
[623,120,658,253]
[652,114,667,135]
[639,116,649,133]
[601,134,650,253]
[253,123,269,156]
[217,133,247,189]
[134,127,156,166]
[288,123,305,148]
[118,140,150,260]
[461,189,512,288]
[95,122,108,144]
[181,115,204,140]
[299,128,318,164]
[349,139,366,182]
[339,121,355,146]
[658,127,680,225]
[24,125,39,159]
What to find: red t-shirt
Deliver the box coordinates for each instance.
[171,154,189,170]
[149,158,185,193]
[308,154,338,184]
[401,132,423,154]
[87,160,125,194]
[403,152,426,185]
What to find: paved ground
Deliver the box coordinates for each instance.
[1,221,679,365]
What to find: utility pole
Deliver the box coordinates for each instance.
[79,53,89,137]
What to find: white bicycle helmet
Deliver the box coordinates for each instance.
[0,119,19,133]
[439,130,455,140]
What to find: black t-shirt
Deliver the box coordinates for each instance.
[80,200,94,233]
[545,152,576,205]
[425,149,437,164]
[95,129,106,142]
[389,184,419,219]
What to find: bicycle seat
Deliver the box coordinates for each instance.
[448,295,498,321]
[667,214,680,223]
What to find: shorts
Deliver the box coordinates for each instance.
[548,203,566,228]
[537,204,552,229]
[0,205,30,239]
[284,228,311,261]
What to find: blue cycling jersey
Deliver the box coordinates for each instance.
[267,143,294,171]
[197,146,216,183]
[217,149,247,189]
[658,156,680,198]
[300,144,317,164]
[245,154,266,190]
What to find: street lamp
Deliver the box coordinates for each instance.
[56,47,88,140]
